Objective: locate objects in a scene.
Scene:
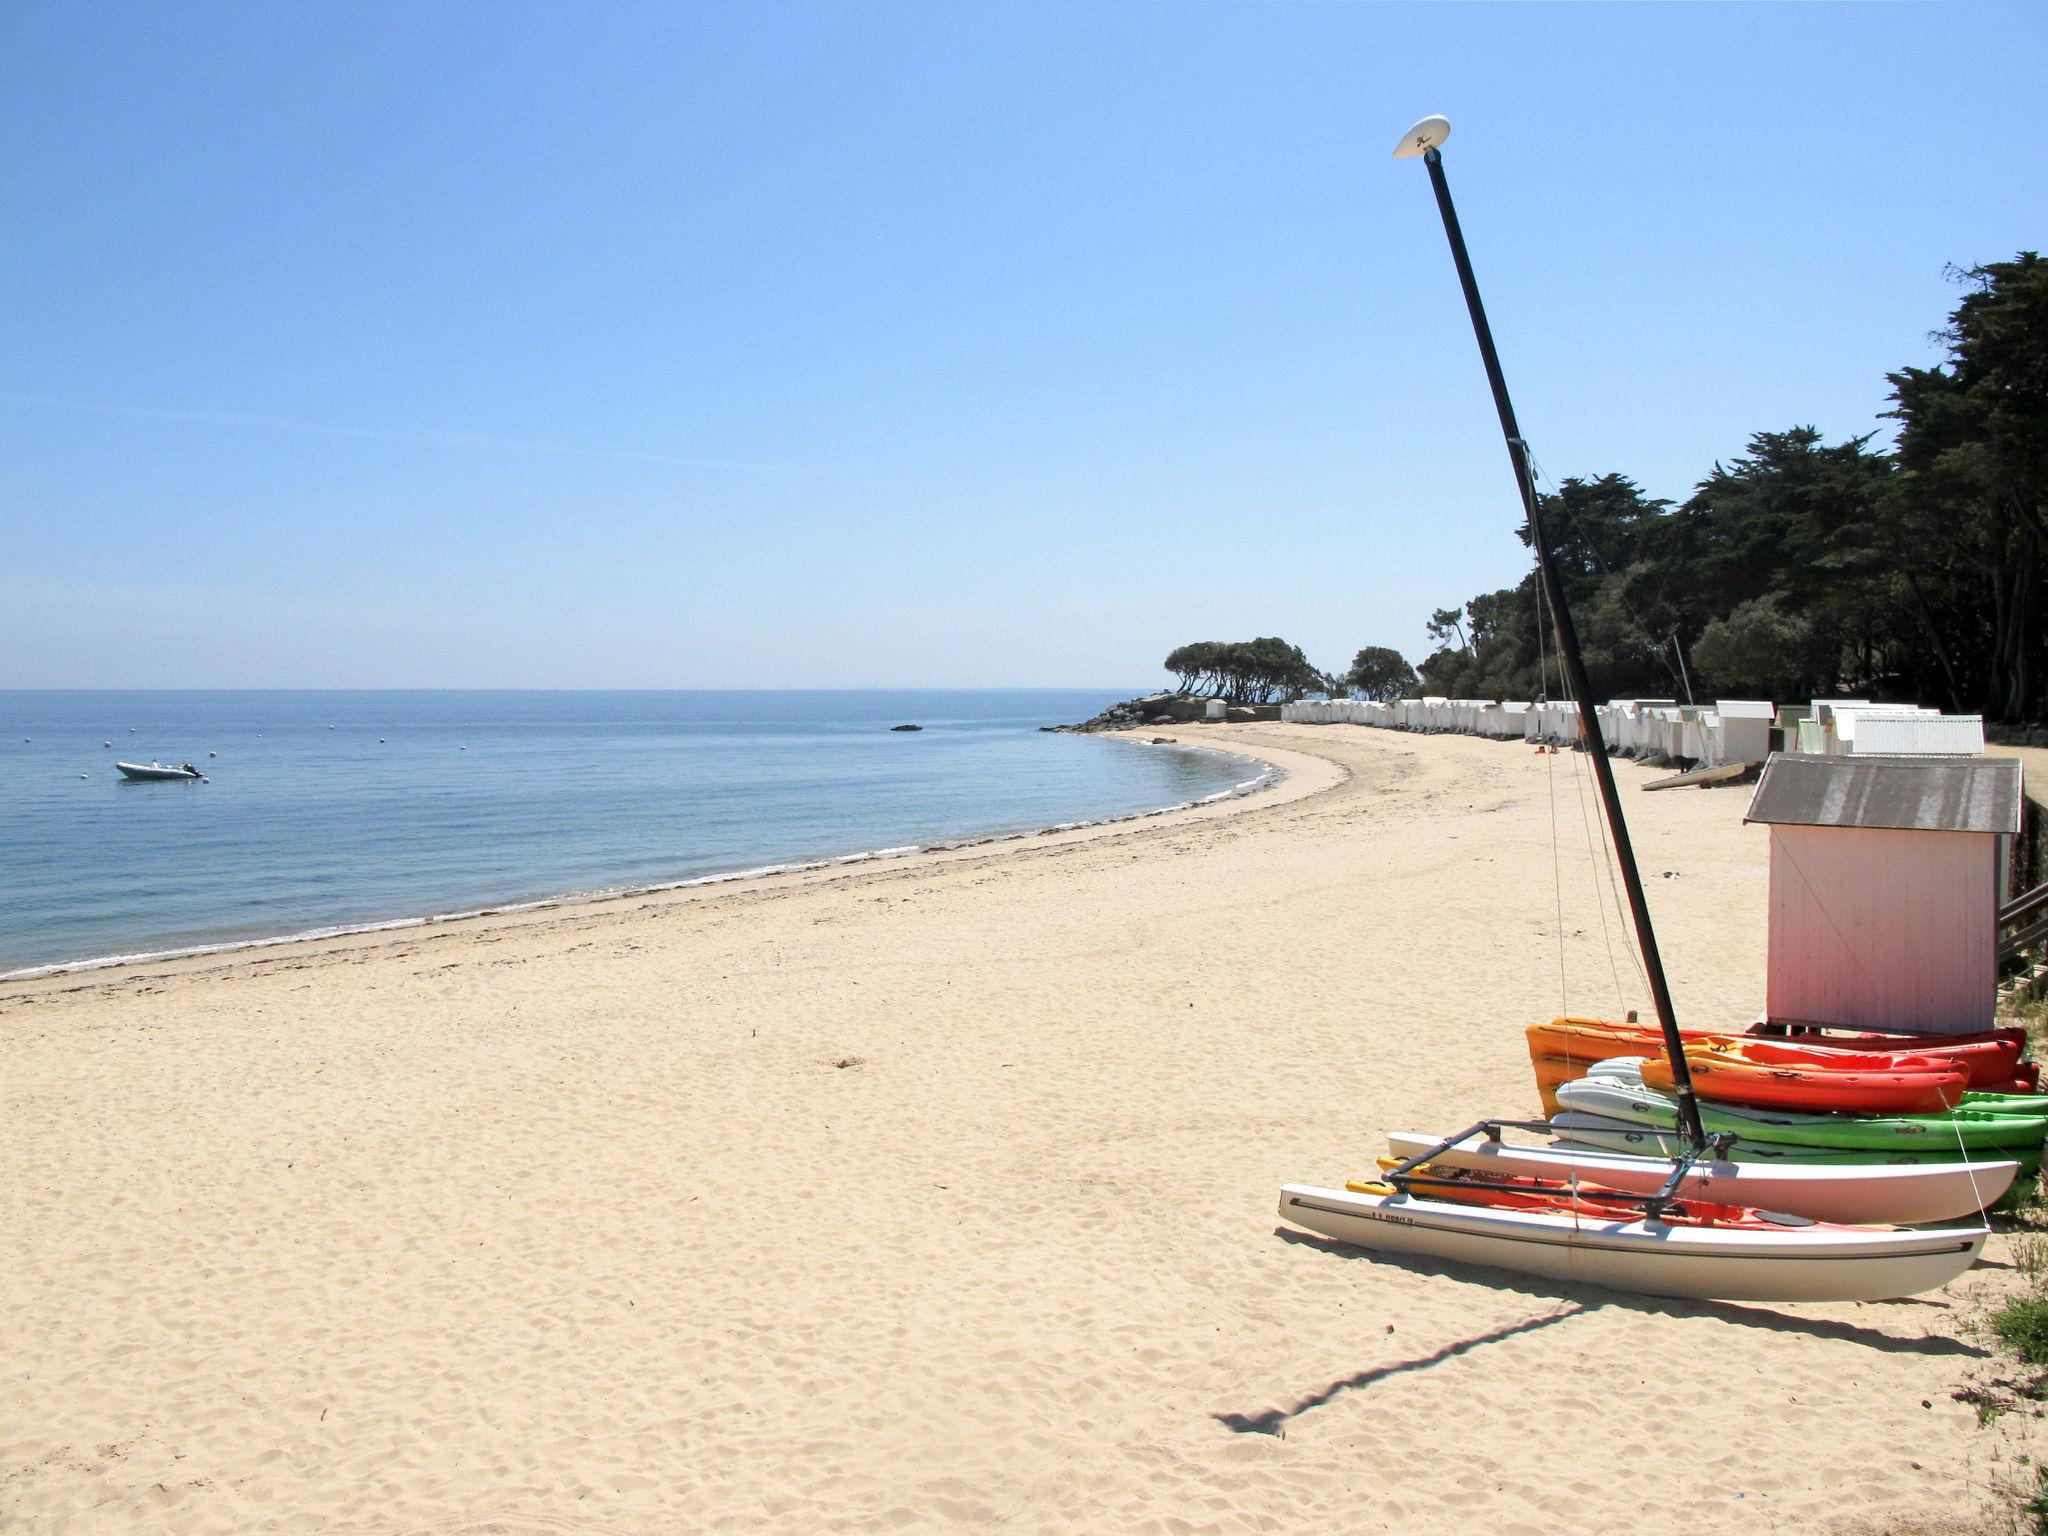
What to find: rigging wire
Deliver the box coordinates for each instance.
[1539,578,1569,1015]
[1557,616,1636,1015]
[1525,456,1650,1016]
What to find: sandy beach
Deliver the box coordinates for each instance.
[3,722,2036,1535]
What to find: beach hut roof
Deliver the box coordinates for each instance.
[1743,753,2021,835]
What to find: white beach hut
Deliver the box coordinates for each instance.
[1810,701,1871,754]
[1606,701,1636,755]
[1840,710,1985,758]
[1743,753,2022,1034]
[1713,701,1776,767]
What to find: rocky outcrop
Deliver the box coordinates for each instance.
[1045,693,1280,733]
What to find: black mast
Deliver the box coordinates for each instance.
[1396,117,1708,1151]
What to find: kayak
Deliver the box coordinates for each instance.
[1749,1024,2029,1089]
[1557,1068,2048,1153]
[1545,1112,2042,1178]
[1531,1017,2027,1089]
[1640,1043,1969,1116]
[1540,1024,2015,1081]
[1531,1020,2019,1117]
[1950,1090,2048,1117]
[1571,1054,2042,1125]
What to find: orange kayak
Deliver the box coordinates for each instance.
[1641,1044,1969,1116]
[1532,1018,2025,1089]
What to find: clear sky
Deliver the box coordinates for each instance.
[4,2,2043,689]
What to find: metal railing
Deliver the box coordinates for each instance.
[1999,880,2048,967]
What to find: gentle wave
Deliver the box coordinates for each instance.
[2,749,1277,982]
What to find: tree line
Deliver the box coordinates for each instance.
[1162,638,1420,704]
[1415,254,2048,720]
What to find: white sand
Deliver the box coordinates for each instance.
[2,723,2036,1534]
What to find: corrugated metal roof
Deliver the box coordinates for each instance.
[1744,752,2021,834]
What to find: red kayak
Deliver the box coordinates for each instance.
[1747,1023,2025,1089]
[1643,1043,1969,1116]
[1532,1016,2020,1085]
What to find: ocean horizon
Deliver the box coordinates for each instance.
[0,688,1266,979]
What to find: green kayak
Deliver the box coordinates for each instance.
[1958,1090,2048,1118]
[1556,1072,2048,1152]
[1551,1114,2043,1174]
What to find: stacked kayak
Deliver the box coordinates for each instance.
[1278,1029,2019,1303]
[1529,1017,2030,1115]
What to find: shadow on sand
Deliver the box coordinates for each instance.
[1214,1303,1587,1436]
[1216,1226,1989,1437]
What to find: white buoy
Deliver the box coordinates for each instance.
[104,740,112,747]
[80,772,88,779]
[208,750,218,758]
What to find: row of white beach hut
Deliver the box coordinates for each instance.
[1278,695,1985,766]
[1792,700,1989,758]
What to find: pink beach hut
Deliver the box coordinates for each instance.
[1744,753,2022,1035]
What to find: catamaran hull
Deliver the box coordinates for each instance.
[1385,1131,2016,1226]
[1278,1183,1986,1302]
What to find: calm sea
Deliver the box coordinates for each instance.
[0,690,1264,978]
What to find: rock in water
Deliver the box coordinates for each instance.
[890,723,923,732]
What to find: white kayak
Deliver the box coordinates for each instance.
[1278,1183,1987,1303]
[1386,1130,2015,1226]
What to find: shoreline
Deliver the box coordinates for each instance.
[0,730,1319,997]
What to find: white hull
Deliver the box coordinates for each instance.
[1278,1183,1986,1302]
[1386,1130,2015,1226]
[115,762,202,781]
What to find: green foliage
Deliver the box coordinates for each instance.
[1161,638,1322,704]
[1425,607,1469,652]
[1344,646,1419,701]
[1421,254,2048,719]
[1991,1297,2048,1365]
[1691,595,1830,700]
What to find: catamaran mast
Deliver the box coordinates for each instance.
[1395,115,1708,1151]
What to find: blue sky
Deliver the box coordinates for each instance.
[4,2,2043,689]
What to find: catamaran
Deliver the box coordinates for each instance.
[1276,115,1993,1301]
